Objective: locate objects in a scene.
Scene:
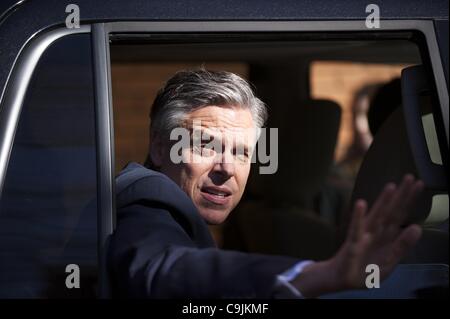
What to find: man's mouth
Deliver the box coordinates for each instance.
[200,186,232,205]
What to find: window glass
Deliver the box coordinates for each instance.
[0,34,98,298]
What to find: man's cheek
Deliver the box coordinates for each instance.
[183,148,213,165]
[238,165,251,187]
[180,148,194,164]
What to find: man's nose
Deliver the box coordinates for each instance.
[212,151,235,179]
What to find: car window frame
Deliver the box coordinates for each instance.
[104,19,449,235]
[0,25,115,298]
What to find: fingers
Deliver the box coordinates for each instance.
[383,175,424,227]
[386,174,414,217]
[393,179,424,225]
[347,199,367,243]
[387,224,422,265]
[366,183,396,232]
[367,175,424,232]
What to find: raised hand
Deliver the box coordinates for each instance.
[330,174,424,290]
[292,174,424,297]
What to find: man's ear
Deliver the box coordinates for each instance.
[149,133,166,168]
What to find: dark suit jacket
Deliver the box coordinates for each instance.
[108,162,299,298]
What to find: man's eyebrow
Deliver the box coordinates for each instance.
[189,128,223,142]
[187,126,254,147]
[234,141,251,152]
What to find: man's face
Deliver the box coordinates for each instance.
[157,105,256,225]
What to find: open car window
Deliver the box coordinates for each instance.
[109,30,448,266]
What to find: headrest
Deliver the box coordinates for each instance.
[368,78,401,135]
[248,99,341,206]
[351,65,448,226]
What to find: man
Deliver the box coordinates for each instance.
[108,69,423,298]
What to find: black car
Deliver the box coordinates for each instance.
[0,0,447,298]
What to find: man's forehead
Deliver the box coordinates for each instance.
[185,121,257,140]
[188,123,255,134]
[183,105,255,129]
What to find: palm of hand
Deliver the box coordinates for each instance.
[332,175,424,290]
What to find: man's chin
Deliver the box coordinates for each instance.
[198,207,231,225]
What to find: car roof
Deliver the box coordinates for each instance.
[0,0,448,23]
[0,0,448,104]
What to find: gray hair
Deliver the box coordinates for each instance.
[149,69,268,138]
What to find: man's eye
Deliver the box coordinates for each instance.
[201,143,214,149]
[192,144,202,154]
[200,143,216,156]
[235,150,249,162]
